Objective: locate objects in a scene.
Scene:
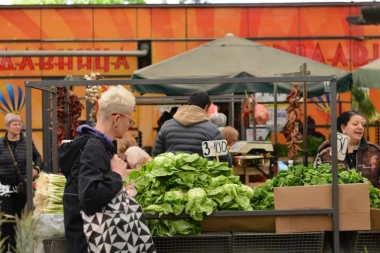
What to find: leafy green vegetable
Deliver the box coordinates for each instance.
[251,163,379,210]
[208,184,253,211]
[128,152,250,236]
[148,219,201,236]
[183,188,215,221]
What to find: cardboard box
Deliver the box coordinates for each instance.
[201,215,275,233]
[274,183,370,233]
[370,208,380,231]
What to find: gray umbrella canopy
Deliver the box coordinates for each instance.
[353,58,380,88]
[132,34,352,97]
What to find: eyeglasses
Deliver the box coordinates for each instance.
[112,113,135,127]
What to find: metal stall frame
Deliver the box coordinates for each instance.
[24,75,339,252]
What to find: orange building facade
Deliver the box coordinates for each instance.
[0,3,379,153]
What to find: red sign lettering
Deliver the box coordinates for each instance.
[113,56,130,70]
[312,43,326,64]
[78,56,92,70]
[17,57,35,70]
[0,57,16,70]
[0,48,131,73]
[0,45,378,73]
[37,57,54,70]
[57,56,73,70]
[331,43,348,67]
[95,56,110,73]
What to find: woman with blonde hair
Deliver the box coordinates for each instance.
[59,85,155,253]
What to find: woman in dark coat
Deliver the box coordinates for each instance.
[0,113,42,251]
[59,85,155,253]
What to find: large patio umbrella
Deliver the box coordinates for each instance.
[131,34,352,97]
[353,58,380,88]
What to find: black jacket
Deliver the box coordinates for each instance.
[153,105,232,166]
[58,125,123,253]
[0,133,42,186]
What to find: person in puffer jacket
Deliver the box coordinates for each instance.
[153,91,232,166]
[314,111,380,188]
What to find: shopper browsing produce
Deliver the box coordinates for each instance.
[59,85,155,253]
[314,111,380,188]
[221,126,239,150]
[0,113,42,252]
[153,91,232,166]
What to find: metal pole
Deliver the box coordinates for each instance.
[252,96,256,141]
[240,102,246,141]
[301,63,308,167]
[42,92,52,172]
[0,49,148,57]
[52,89,58,174]
[330,77,340,253]
[273,83,278,158]
[25,83,33,212]
[64,87,71,139]
[230,94,234,128]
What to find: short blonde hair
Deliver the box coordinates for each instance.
[5,113,22,126]
[97,85,136,120]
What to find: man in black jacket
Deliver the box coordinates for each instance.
[153,91,232,166]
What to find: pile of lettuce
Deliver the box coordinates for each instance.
[128,152,253,236]
[129,154,380,236]
[251,164,380,210]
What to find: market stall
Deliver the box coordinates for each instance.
[23,75,354,253]
[131,34,353,167]
[130,34,351,97]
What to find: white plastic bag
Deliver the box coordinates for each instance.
[35,214,65,253]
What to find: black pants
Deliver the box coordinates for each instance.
[0,193,27,253]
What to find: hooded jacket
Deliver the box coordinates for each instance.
[314,138,380,188]
[58,125,123,253]
[0,133,41,186]
[153,105,232,165]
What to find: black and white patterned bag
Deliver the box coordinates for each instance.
[81,189,156,253]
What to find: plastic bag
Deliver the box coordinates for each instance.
[251,95,270,125]
[207,103,218,117]
[35,214,65,253]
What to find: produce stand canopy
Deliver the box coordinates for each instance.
[132,34,352,97]
[353,58,380,88]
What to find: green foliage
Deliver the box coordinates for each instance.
[12,0,145,4]
[0,212,12,252]
[128,152,253,235]
[251,164,380,211]
[13,209,39,253]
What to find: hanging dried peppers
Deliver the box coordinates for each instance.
[284,83,303,159]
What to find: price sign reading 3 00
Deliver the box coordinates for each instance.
[202,140,228,157]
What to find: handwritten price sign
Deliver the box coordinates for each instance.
[202,140,228,157]
[337,132,350,161]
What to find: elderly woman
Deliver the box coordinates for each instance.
[314,111,380,188]
[59,85,155,253]
[0,113,42,251]
[210,112,227,130]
